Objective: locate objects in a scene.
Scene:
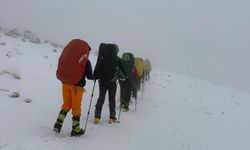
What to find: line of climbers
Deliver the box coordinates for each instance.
[53,39,152,136]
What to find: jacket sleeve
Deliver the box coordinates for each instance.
[93,59,100,80]
[76,59,94,87]
[85,59,94,80]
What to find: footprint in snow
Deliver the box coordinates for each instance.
[39,126,71,140]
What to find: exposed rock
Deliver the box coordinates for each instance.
[1,70,21,80]
[23,98,32,103]
[5,28,22,38]
[6,53,12,58]
[23,30,41,44]
[50,41,63,48]
[9,92,20,98]
[44,39,50,43]
[44,39,63,49]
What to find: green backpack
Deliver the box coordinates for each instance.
[121,52,134,79]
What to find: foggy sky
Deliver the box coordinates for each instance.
[1,0,250,92]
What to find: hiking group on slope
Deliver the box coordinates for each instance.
[53,39,152,136]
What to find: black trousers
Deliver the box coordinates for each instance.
[95,80,117,118]
[119,79,132,107]
[132,77,141,99]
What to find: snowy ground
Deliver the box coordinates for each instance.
[1,33,250,150]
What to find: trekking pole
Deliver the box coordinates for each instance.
[135,96,137,111]
[141,81,144,99]
[83,79,96,134]
[117,102,122,123]
[117,95,122,123]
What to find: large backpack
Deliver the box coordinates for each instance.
[142,59,147,73]
[143,59,152,73]
[121,52,134,79]
[134,57,143,77]
[94,43,119,80]
[56,39,90,84]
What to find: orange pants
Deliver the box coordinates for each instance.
[61,83,85,116]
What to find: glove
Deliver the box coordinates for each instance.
[93,70,99,80]
[76,78,86,88]
[93,74,99,80]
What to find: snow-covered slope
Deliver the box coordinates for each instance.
[1,33,250,150]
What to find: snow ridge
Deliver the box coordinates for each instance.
[1,32,250,150]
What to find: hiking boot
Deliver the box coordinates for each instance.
[119,103,123,108]
[94,117,101,124]
[94,108,102,124]
[108,117,117,123]
[71,116,84,136]
[53,109,68,133]
[122,105,129,112]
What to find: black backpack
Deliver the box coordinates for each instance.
[94,43,119,80]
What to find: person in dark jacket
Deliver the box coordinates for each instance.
[119,53,135,111]
[94,56,127,124]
